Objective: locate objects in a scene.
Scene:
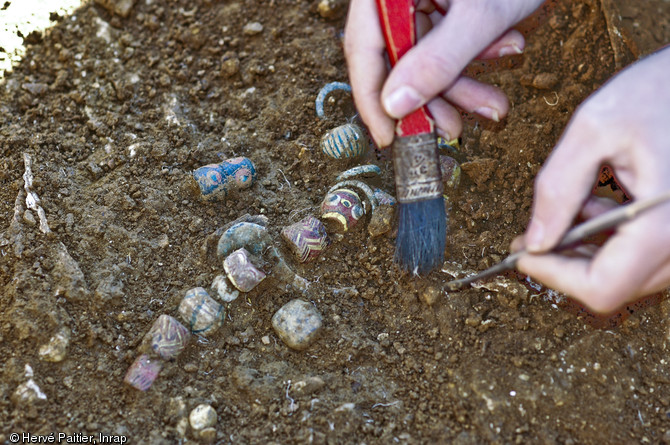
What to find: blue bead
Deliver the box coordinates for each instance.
[193,157,256,201]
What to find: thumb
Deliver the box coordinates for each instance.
[525,119,606,252]
[380,0,537,118]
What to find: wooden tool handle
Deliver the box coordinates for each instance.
[375,0,434,137]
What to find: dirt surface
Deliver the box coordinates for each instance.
[2,0,670,443]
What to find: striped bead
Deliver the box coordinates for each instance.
[281,216,330,263]
[178,288,225,335]
[320,124,368,159]
[124,354,163,391]
[143,314,190,360]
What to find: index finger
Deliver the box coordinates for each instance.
[344,0,395,147]
[381,0,543,118]
[517,204,670,313]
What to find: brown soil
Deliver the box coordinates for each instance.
[2,0,670,443]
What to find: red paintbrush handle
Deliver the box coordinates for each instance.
[376,0,434,137]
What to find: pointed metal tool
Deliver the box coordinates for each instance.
[444,191,670,291]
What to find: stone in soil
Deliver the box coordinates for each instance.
[189,404,217,431]
[242,22,263,36]
[272,299,323,350]
[38,327,70,362]
[12,379,47,406]
[368,204,394,238]
[212,274,240,302]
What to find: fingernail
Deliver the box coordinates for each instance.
[372,133,391,149]
[474,107,500,122]
[498,44,523,57]
[509,235,525,253]
[525,220,544,252]
[436,128,451,142]
[383,86,424,119]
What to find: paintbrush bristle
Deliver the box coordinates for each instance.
[395,197,446,274]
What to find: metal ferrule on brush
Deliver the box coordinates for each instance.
[392,133,444,203]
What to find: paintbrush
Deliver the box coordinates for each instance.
[376,0,446,274]
[444,190,670,291]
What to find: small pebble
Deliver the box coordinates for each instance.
[293,376,326,396]
[94,0,136,17]
[21,82,48,96]
[23,209,37,226]
[221,53,240,77]
[11,379,47,406]
[460,158,497,187]
[243,22,263,35]
[199,427,217,443]
[95,274,124,305]
[393,342,406,355]
[272,299,323,350]
[176,417,189,438]
[420,286,441,306]
[367,204,394,237]
[332,286,359,298]
[335,402,356,412]
[167,396,187,419]
[317,0,337,18]
[223,248,266,292]
[183,363,198,373]
[189,404,217,431]
[211,275,240,302]
[465,313,482,327]
[38,327,70,362]
[532,72,559,90]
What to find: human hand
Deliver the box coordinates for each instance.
[344,0,544,147]
[514,47,670,314]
